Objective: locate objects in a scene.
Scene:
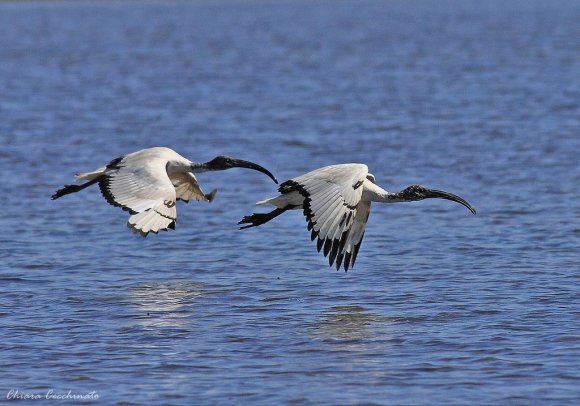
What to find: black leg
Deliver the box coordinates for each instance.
[238,206,291,229]
[51,177,100,200]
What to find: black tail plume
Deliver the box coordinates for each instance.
[51,178,100,200]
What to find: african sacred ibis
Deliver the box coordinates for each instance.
[52,147,277,236]
[239,164,476,271]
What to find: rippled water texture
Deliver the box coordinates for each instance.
[1,0,579,404]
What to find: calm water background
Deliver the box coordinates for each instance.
[1,0,579,404]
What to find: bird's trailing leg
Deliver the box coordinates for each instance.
[51,177,100,200]
[205,189,217,203]
[238,206,293,229]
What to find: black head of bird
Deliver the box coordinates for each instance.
[203,156,278,184]
[397,185,476,214]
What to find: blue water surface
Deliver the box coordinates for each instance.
[0,0,579,404]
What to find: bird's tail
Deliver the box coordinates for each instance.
[51,177,100,200]
[238,207,289,229]
[256,196,278,206]
[75,165,107,181]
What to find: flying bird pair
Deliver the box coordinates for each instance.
[52,147,476,271]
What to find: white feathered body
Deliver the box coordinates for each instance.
[255,164,390,271]
[73,147,214,236]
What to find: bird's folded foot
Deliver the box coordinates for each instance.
[238,213,269,229]
[205,189,217,202]
[238,207,289,229]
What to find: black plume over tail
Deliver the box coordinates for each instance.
[51,177,100,200]
[238,207,289,229]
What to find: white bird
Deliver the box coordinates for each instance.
[52,147,277,236]
[239,164,476,271]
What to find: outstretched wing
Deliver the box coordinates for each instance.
[341,200,371,271]
[170,172,216,203]
[98,155,177,236]
[279,164,372,271]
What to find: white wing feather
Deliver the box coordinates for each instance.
[127,203,177,236]
[98,152,178,236]
[279,164,372,271]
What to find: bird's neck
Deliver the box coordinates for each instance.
[363,182,403,203]
[372,191,407,203]
[166,161,206,175]
[189,162,211,174]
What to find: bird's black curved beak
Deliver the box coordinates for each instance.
[231,159,278,184]
[425,189,477,214]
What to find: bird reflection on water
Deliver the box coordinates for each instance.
[311,305,389,342]
[126,280,204,329]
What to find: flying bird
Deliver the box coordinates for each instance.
[52,147,277,236]
[239,164,476,271]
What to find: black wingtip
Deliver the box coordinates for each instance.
[128,223,149,238]
[316,238,324,252]
[336,252,344,271]
[323,239,332,257]
[344,252,351,272]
